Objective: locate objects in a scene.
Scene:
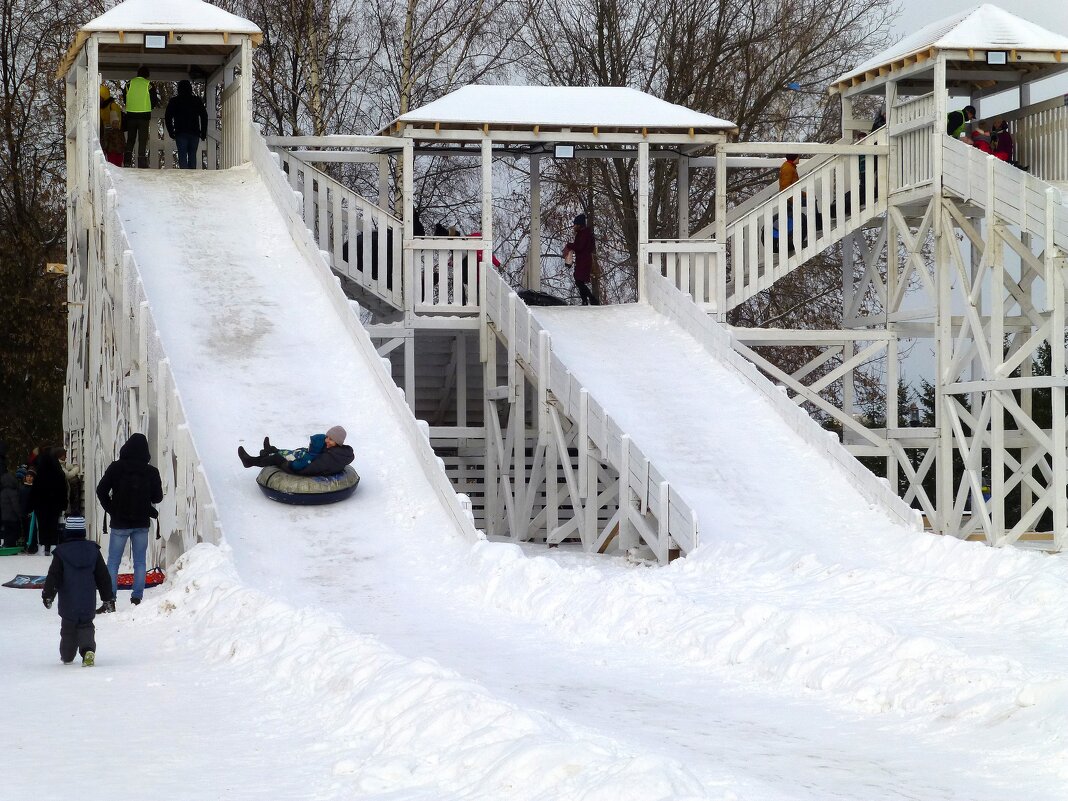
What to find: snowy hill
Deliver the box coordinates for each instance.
[8,161,1068,799]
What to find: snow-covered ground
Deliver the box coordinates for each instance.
[8,165,1068,799]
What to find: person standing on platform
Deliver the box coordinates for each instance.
[95,433,163,609]
[123,66,159,168]
[564,214,598,306]
[99,85,124,166]
[947,105,976,141]
[165,80,208,170]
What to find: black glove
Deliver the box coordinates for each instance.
[104,599,116,613]
[42,596,53,609]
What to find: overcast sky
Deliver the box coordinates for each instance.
[888,0,1067,39]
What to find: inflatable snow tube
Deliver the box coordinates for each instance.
[255,465,360,505]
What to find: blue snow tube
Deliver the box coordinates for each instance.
[255,465,360,505]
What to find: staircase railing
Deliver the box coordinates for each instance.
[724,133,887,310]
[482,266,701,561]
[274,150,405,310]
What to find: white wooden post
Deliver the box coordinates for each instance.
[678,156,689,239]
[238,38,252,165]
[402,139,415,323]
[715,146,727,245]
[1047,188,1067,543]
[637,141,649,299]
[529,154,541,290]
[481,137,493,305]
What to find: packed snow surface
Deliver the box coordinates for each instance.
[9,165,1068,799]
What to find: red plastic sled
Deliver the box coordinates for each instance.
[116,567,166,590]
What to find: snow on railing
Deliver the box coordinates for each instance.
[483,267,699,561]
[68,149,223,565]
[641,269,922,532]
[647,239,725,316]
[725,138,886,310]
[942,136,1068,252]
[890,92,935,191]
[275,151,405,310]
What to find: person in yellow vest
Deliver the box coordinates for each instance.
[99,85,124,167]
[123,66,159,168]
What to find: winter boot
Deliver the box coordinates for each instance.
[263,436,278,454]
[82,651,95,667]
[238,446,256,468]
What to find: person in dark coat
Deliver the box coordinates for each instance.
[1,470,20,548]
[17,466,33,548]
[165,79,208,170]
[563,214,598,306]
[42,514,115,666]
[95,433,164,607]
[27,448,68,556]
[238,425,355,477]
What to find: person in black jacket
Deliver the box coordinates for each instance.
[27,448,68,556]
[42,514,115,666]
[165,79,208,170]
[238,425,354,476]
[0,470,20,547]
[95,433,164,608]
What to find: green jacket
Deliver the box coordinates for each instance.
[947,110,968,138]
[126,77,153,114]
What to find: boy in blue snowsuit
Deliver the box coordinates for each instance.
[41,515,115,666]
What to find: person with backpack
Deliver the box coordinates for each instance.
[42,513,115,666]
[95,433,163,608]
[164,79,208,170]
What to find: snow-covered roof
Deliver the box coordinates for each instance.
[386,85,736,137]
[82,0,261,35]
[833,4,1068,92]
[58,0,261,79]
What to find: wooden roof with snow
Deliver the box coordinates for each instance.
[831,4,1068,96]
[59,0,261,79]
[383,85,737,144]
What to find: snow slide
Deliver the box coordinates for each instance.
[57,162,1068,800]
[529,293,916,554]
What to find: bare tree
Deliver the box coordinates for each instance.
[0,0,107,457]
[517,0,895,302]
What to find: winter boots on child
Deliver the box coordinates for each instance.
[238,439,286,469]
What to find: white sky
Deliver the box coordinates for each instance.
[890,0,1068,38]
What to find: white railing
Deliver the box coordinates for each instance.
[1000,97,1068,184]
[725,139,886,310]
[412,236,483,314]
[646,239,725,314]
[67,147,223,565]
[714,136,851,233]
[275,151,404,310]
[483,267,700,561]
[890,92,935,191]
[942,135,1068,252]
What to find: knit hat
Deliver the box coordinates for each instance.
[326,425,347,446]
[574,214,587,226]
[64,515,87,539]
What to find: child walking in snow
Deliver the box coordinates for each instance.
[41,514,115,666]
